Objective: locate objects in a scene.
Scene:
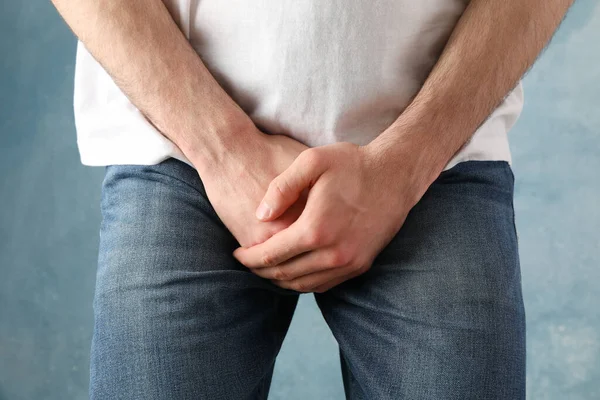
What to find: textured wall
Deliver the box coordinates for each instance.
[1,1,598,399]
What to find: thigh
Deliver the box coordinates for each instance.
[315,161,526,400]
[90,159,299,400]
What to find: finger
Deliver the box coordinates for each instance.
[312,266,367,293]
[271,264,358,293]
[256,149,328,221]
[233,220,315,268]
[250,247,341,281]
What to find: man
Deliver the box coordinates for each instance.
[52,0,572,399]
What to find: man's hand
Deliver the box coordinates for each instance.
[232,142,425,293]
[51,0,312,247]
[193,127,309,248]
[232,0,574,293]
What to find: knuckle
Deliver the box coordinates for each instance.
[353,261,369,274]
[292,282,310,293]
[253,231,273,247]
[301,148,323,168]
[271,267,288,281]
[302,222,335,247]
[352,266,364,276]
[301,228,321,247]
[327,248,349,267]
[261,252,276,268]
[270,178,289,198]
[351,259,364,271]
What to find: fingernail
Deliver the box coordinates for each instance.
[256,201,272,220]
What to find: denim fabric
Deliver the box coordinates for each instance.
[90,159,525,400]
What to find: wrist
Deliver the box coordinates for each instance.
[365,126,450,202]
[182,113,258,175]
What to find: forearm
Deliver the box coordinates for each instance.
[52,0,254,172]
[370,0,574,192]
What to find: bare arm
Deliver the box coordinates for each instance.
[232,0,576,293]
[51,0,255,175]
[52,0,313,249]
[371,0,575,196]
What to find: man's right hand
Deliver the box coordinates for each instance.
[51,0,308,247]
[191,126,309,248]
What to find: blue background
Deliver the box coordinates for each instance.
[1,1,599,399]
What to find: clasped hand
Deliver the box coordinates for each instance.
[232,141,421,293]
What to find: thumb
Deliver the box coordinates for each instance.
[256,149,327,221]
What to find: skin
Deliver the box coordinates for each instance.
[50,0,309,248]
[52,0,574,293]
[233,0,575,293]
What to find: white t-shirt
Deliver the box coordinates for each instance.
[74,0,524,170]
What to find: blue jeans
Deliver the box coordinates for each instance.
[90,159,525,399]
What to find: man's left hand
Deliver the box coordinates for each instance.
[232,142,427,293]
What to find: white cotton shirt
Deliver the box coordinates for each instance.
[74,0,524,170]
